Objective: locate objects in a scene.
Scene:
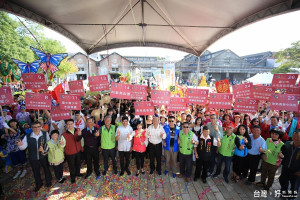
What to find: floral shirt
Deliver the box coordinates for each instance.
[5,131,21,153]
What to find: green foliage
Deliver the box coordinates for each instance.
[272,41,300,74]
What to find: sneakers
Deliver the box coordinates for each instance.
[20,169,27,178]
[120,171,124,176]
[202,179,207,184]
[13,170,21,179]
[212,174,219,178]
[157,171,162,176]
[172,173,176,178]
[207,172,212,177]
[164,170,169,175]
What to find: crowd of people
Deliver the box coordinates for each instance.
[0,96,299,199]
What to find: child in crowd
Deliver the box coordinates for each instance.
[47,130,65,183]
[23,123,32,136]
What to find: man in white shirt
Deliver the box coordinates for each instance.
[116,116,133,176]
[74,111,85,131]
[146,117,166,175]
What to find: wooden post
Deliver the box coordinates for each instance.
[0,105,4,121]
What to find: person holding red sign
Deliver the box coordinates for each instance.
[261,116,289,141]
[60,119,83,184]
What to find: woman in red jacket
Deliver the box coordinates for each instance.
[130,122,148,176]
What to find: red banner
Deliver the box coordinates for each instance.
[232,83,253,98]
[0,87,14,105]
[187,88,209,104]
[168,97,187,111]
[271,74,298,88]
[25,93,51,110]
[59,94,81,110]
[134,101,154,116]
[215,79,230,93]
[51,106,71,121]
[270,94,299,111]
[22,73,47,90]
[285,87,300,95]
[88,75,109,91]
[251,85,275,101]
[234,98,259,114]
[68,80,85,96]
[131,85,147,100]
[151,90,171,106]
[110,83,132,99]
[208,93,233,109]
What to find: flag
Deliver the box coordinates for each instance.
[52,83,63,102]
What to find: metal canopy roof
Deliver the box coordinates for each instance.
[1,0,299,56]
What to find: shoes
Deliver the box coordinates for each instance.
[193,177,198,182]
[136,170,140,176]
[71,179,76,184]
[102,171,107,176]
[120,171,124,176]
[96,175,101,180]
[46,182,52,188]
[84,174,91,179]
[256,182,266,187]
[212,174,219,178]
[186,177,191,182]
[172,173,176,178]
[34,184,43,192]
[141,170,145,175]
[113,170,118,175]
[157,171,162,176]
[224,177,229,184]
[126,169,131,175]
[20,169,27,178]
[13,170,21,179]
[164,170,169,175]
[177,174,184,178]
[202,179,207,184]
[76,173,83,177]
[150,170,154,175]
[207,172,212,177]
[58,178,66,184]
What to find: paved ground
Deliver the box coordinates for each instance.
[1,155,292,200]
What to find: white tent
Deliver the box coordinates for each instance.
[246,73,273,85]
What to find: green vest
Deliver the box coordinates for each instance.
[264,138,284,165]
[179,130,194,155]
[101,125,116,149]
[47,140,64,164]
[219,132,236,157]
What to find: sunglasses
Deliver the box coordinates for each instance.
[183,126,189,128]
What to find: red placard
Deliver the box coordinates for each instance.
[68,80,85,96]
[271,74,298,88]
[215,79,230,93]
[208,93,233,109]
[270,94,299,111]
[131,85,147,100]
[22,73,47,90]
[110,83,132,99]
[0,87,14,105]
[51,106,71,121]
[251,85,275,101]
[168,98,187,111]
[151,90,171,106]
[59,94,81,110]
[285,87,300,94]
[134,101,154,116]
[25,93,51,110]
[88,75,109,91]
[187,88,209,104]
[232,83,253,98]
[234,98,259,114]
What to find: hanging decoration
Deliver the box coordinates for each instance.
[119,71,132,84]
[11,58,41,73]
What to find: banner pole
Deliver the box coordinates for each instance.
[0,105,4,121]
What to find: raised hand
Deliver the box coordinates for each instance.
[78,130,82,136]
[60,140,64,146]
[95,130,100,137]
[17,139,23,146]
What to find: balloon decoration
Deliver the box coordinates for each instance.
[11,58,41,73]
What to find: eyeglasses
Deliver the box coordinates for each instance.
[32,126,41,128]
[168,121,174,122]
[183,126,189,128]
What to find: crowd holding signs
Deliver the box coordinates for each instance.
[0,73,299,199]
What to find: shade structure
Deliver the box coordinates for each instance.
[1,0,300,55]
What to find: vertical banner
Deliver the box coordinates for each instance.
[208,93,233,109]
[163,63,175,90]
[88,75,109,91]
[232,83,253,98]
[110,82,132,99]
[234,98,259,114]
[151,90,171,106]
[167,97,187,111]
[22,73,47,90]
[68,80,85,96]
[25,93,51,110]
[251,85,275,101]
[152,70,163,89]
[271,74,298,88]
[51,106,71,121]
[215,79,230,93]
[131,85,147,100]
[59,94,81,110]
[0,86,14,105]
[187,88,209,104]
[134,101,154,116]
[270,94,299,111]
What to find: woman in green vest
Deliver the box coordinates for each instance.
[256,128,284,191]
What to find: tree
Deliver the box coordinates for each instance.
[272,41,300,74]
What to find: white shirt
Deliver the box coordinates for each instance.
[74,119,85,131]
[116,125,133,151]
[146,124,166,144]
[193,134,218,147]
